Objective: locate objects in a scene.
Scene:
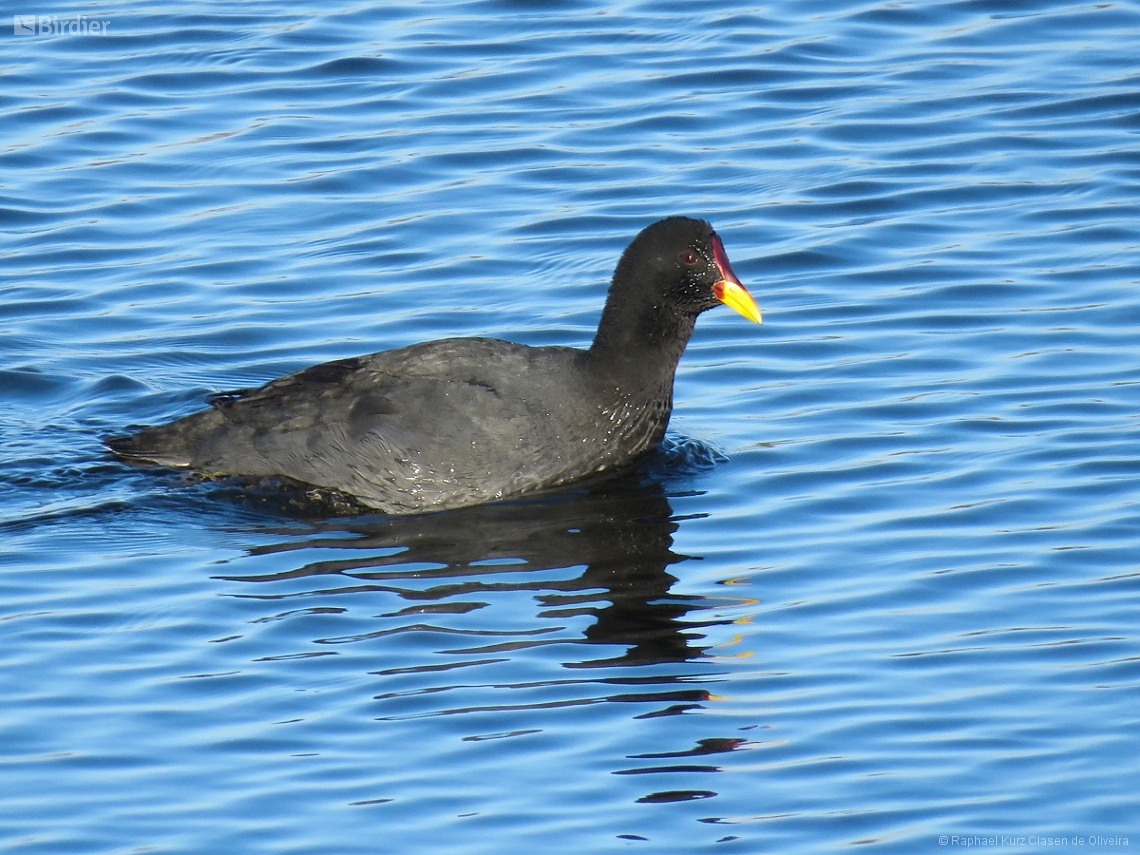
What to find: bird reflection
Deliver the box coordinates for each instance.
[218,473,726,668]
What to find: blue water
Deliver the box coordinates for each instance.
[3,1,1140,852]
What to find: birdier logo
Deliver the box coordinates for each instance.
[13,14,111,35]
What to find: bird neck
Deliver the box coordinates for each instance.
[588,307,696,395]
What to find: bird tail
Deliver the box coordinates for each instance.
[105,426,191,468]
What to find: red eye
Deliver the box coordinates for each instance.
[680,251,698,265]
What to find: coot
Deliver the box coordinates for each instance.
[108,217,761,514]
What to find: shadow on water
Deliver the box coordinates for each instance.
[218,471,728,671]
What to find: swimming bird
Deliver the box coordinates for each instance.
[107,217,761,514]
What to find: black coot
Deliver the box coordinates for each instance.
[107,217,761,514]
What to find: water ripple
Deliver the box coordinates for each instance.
[3,0,1140,852]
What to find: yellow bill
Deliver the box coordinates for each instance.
[711,234,762,324]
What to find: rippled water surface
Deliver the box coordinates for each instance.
[3,1,1140,852]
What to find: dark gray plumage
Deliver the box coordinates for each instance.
[107,217,761,514]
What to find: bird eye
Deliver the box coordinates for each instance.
[680,251,698,265]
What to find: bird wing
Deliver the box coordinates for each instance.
[161,339,577,511]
